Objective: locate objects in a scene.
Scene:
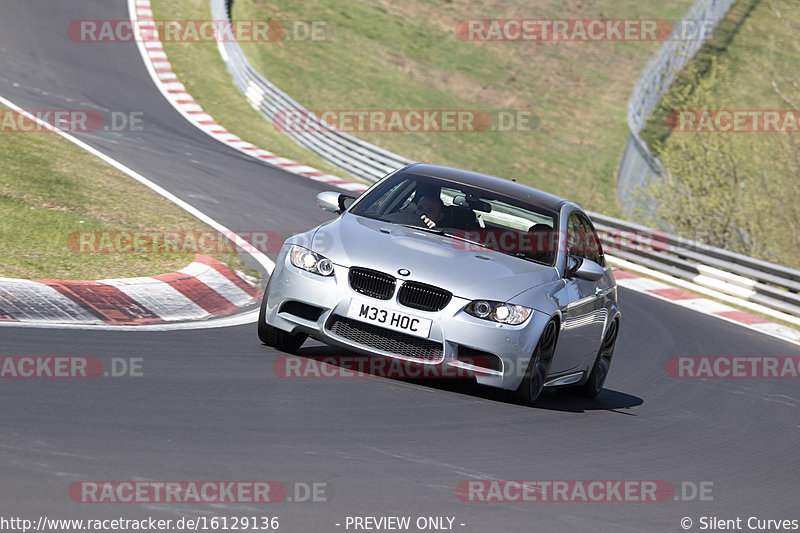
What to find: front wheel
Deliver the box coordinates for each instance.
[575,319,618,398]
[513,320,558,406]
[257,287,307,352]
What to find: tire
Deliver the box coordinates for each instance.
[257,285,307,352]
[513,320,558,406]
[575,319,618,398]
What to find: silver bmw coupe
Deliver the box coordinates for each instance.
[259,163,621,405]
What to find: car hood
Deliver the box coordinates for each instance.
[309,214,559,301]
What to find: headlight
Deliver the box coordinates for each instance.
[465,300,532,325]
[289,245,334,276]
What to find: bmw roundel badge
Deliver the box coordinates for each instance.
[398,268,411,276]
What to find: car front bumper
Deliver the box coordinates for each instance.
[263,248,553,391]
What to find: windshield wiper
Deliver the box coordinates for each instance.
[508,251,551,266]
[447,232,486,249]
[397,223,445,236]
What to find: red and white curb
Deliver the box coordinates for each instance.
[129,0,367,194]
[0,255,257,326]
[612,267,800,346]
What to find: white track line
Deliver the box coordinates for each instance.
[0,94,270,331]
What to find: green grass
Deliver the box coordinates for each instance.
[151,0,695,215]
[0,106,255,280]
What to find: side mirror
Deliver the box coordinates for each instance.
[566,256,604,281]
[316,191,355,214]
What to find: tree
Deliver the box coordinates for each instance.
[637,55,800,267]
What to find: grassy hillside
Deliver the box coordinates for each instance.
[154,0,694,215]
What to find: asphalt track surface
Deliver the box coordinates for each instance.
[1,2,798,532]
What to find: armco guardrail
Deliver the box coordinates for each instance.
[617,0,736,212]
[591,213,800,320]
[211,0,800,323]
[211,0,411,183]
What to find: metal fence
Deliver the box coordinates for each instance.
[211,0,800,323]
[617,0,736,212]
[591,214,800,321]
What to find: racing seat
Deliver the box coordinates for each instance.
[527,224,556,264]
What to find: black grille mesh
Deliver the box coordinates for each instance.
[398,282,452,312]
[349,268,395,300]
[328,317,443,362]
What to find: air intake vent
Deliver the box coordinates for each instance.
[279,301,324,322]
[328,316,443,362]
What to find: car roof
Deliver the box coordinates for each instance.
[400,163,568,212]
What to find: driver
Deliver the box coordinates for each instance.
[415,195,446,228]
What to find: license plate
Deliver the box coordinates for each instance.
[347,300,432,338]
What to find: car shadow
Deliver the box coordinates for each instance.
[533,388,643,414]
[289,343,643,414]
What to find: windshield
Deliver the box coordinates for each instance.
[350,172,559,265]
